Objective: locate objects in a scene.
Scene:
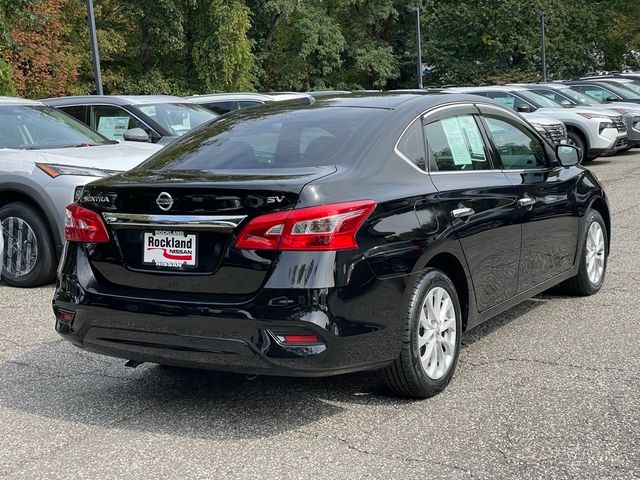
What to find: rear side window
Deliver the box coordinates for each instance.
[483,117,547,170]
[139,106,387,171]
[424,114,491,171]
[397,121,426,170]
[59,105,87,124]
[204,101,238,114]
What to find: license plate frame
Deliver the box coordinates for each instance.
[142,230,197,269]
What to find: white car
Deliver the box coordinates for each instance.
[0,96,162,287]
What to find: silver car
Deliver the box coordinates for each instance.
[0,97,162,287]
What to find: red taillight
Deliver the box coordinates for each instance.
[64,203,110,243]
[235,200,376,251]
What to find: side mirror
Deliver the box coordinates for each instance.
[123,128,150,142]
[605,96,619,102]
[516,104,533,113]
[559,100,572,108]
[556,144,580,166]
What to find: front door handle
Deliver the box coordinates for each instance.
[518,196,537,208]
[451,207,475,218]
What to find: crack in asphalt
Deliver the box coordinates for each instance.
[294,429,476,478]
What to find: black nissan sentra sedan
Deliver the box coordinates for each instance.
[54,93,610,398]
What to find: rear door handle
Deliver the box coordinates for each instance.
[451,207,475,218]
[518,196,536,208]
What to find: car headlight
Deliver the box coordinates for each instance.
[598,121,615,133]
[36,163,119,178]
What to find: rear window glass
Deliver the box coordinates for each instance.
[139,106,387,171]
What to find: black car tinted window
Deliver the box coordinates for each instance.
[425,114,492,171]
[397,120,426,170]
[484,116,547,170]
[139,106,387,171]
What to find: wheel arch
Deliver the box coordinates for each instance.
[0,184,62,251]
[564,124,590,150]
[588,196,611,253]
[424,252,472,331]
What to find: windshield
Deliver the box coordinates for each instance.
[612,80,640,95]
[0,105,111,150]
[558,88,600,105]
[601,82,640,100]
[132,103,218,136]
[138,105,388,171]
[518,90,563,108]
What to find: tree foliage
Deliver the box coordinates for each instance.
[0,0,638,98]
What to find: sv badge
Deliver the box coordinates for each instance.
[266,196,285,204]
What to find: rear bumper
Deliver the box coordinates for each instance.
[53,246,408,376]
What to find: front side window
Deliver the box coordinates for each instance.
[91,105,150,141]
[424,114,491,171]
[0,105,110,149]
[484,117,547,170]
[397,121,426,170]
[572,85,617,102]
[133,103,218,136]
[483,92,533,112]
[59,105,87,123]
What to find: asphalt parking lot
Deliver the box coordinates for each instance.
[1,153,639,480]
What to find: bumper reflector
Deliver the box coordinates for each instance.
[276,333,321,344]
[57,309,75,323]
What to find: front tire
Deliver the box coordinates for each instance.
[0,202,57,288]
[562,209,607,296]
[567,130,586,163]
[382,268,462,398]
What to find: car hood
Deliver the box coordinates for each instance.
[0,142,162,171]
[538,106,622,118]
[585,102,640,114]
[522,112,564,126]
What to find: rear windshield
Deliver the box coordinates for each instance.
[138,105,387,171]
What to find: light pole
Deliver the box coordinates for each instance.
[415,7,423,89]
[86,0,103,95]
[540,12,547,82]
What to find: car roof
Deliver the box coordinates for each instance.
[41,95,188,106]
[448,85,527,93]
[0,96,43,106]
[186,92,314,103]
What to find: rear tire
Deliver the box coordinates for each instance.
[0,202,57,288]
[382,268,462,398]
[561,209,607,296]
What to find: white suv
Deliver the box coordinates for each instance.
[0,97,162,287]
[448,86,628,161]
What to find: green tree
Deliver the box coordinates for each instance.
[191,0,254,92]
[0,57,15,95]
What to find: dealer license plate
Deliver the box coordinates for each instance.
[143,230,197,268]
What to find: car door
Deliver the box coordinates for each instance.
[477,104,580,292]
[424,104,521,312]
[90,105,156,142]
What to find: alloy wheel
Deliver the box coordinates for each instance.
[418,286,457,380]
[585,222,605,285]
[1,217,38,278]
